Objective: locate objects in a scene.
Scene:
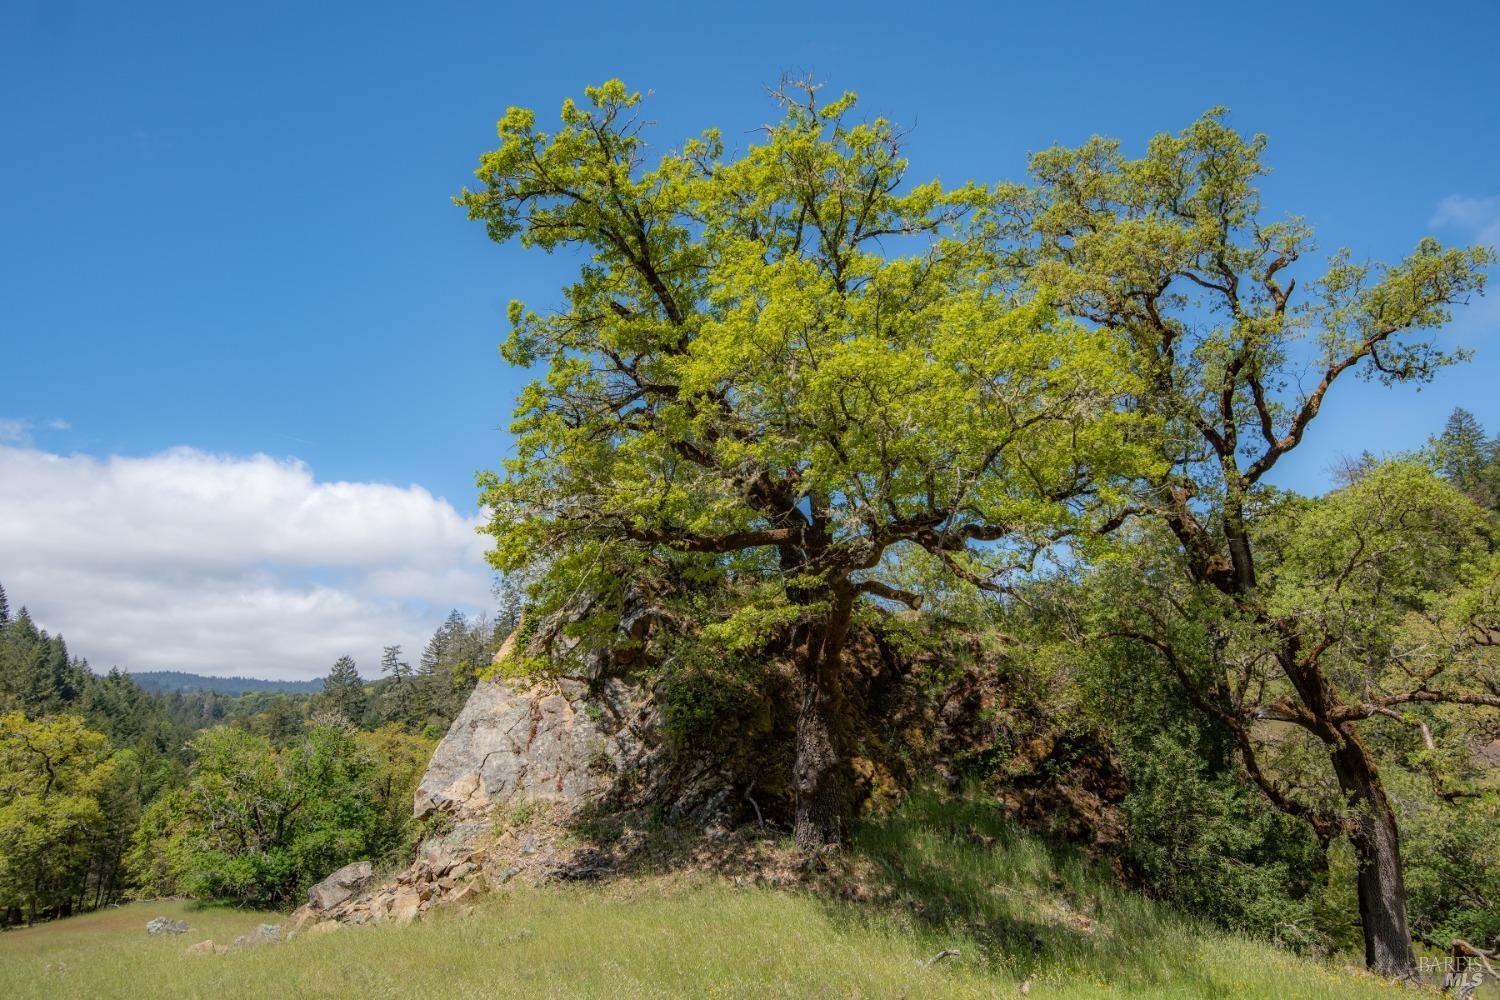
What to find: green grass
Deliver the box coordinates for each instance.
[0,794,1416,999]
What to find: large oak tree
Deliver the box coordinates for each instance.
[461,81,1148,848]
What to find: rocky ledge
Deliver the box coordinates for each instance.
[412,675,643,823]
[289,671,649,933]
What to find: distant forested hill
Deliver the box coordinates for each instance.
[128,670,324,694]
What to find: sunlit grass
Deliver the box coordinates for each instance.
[0,794,1411,999]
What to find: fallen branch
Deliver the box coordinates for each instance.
[923,948,961,968]
[1444,939,1500,994]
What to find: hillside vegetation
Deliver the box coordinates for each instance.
[0,798,1410,1000]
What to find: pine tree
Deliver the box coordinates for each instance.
[1433,408,1496,506]
[0,581,9,628]
[418,632,444,675]
[0,608,78,714]
[377,645,419,730]
[496,586,522,638]
[380,645,411,683]
[319,655,366,725]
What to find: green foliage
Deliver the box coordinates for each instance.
[315,655,367,725]
[1118,734,1357,952]
[1,91,1496,979]
[355,724,438,860]
[1006,101,1491,968]
[125,723,424,907]
[1431,407,1500,511]
[1266,460,1487,620]
[654,645,771,748]
[0,607,90,716]
[412,609,497,729]
[461,79,1151,677]
[1389,768,1500,948]
[1067,456,1500,958]
[0,712,120,922]
[0,579,490,925]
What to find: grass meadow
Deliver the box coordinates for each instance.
[0,796,1421,999]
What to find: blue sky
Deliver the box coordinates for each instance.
[1,0,1498,676]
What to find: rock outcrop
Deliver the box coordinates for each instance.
[414,676,644,823]
[292,622,1131,931]
[288,842,491,932]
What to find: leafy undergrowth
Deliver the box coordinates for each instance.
[0,794,1417,999]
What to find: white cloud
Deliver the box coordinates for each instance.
[46,419,70,431]
[1431,194,1500,249]
[0,445,496,680]
[0,420,31,446]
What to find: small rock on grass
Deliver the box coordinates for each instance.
[146,917,189,935]
[307,860,375,910]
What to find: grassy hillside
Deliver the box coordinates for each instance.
[0,796,1416,999]
[0,890,1408,1000]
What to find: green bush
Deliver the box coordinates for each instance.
[1118,733,1357,953]
[654,649,769,748]
[126,723,430,907]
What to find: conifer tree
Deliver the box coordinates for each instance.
[380,645,411,683]
[1433,407,1499,509]
[319,655,366,725]
[378,645,419,729]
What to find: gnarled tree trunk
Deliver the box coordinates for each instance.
[1330,732,1416,979]
[792,586,854,850]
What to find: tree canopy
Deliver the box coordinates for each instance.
[462,79,1153,846]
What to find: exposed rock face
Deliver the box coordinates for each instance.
[413,676,643,822]
[307,860,375,910]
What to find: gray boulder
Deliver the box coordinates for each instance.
[231,923,282,948]
[413,676,641,821]
[307,860,375,910]
[146,916,189,935]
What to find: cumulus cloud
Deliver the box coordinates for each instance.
[0,445,496,680]
[1431,193,1500,249]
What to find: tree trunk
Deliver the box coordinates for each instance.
[793,663,844,849]
[1330,733,1416,979]
[792,587,855,850]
